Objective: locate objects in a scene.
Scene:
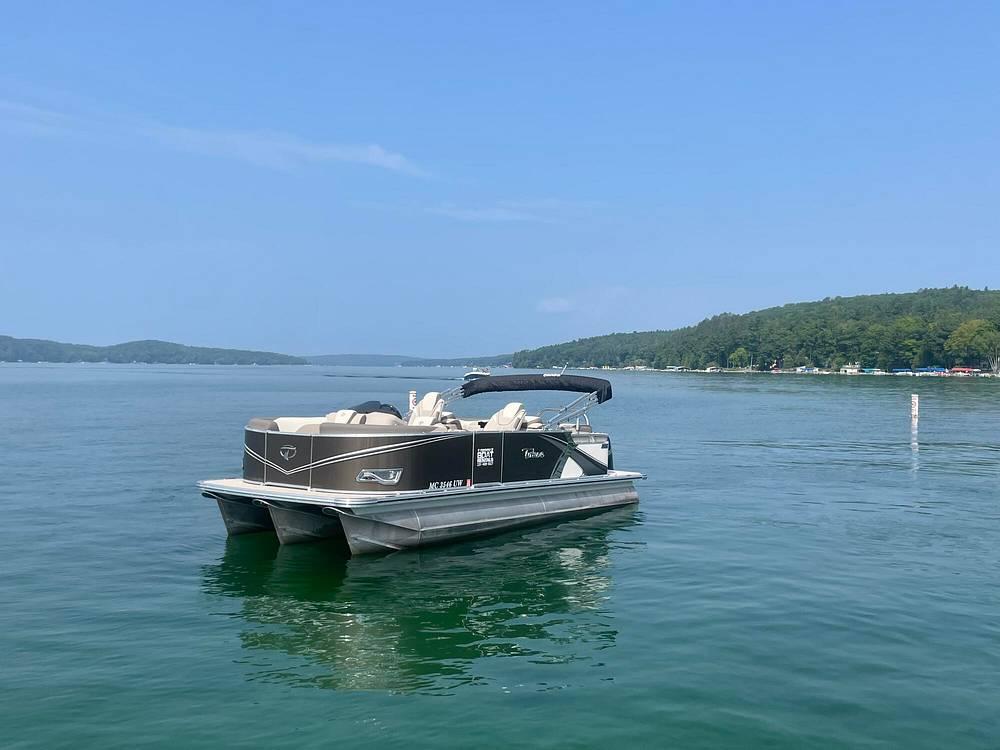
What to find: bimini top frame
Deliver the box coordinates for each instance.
[440,373,612,429]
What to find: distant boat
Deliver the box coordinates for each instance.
[463,367,491,381]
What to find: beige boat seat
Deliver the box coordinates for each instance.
[320,423,437,435]
[362,411,407,427]
[325,409,366,424]
[273,416,326,433]
[247,417,279,431]
[521,415,545,430]
[484,402,526,431]
[408,392,443,426]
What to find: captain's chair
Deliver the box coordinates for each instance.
[408,392,443,426]
[484,402,526,431]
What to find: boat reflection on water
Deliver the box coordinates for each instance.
[201,508,641,694]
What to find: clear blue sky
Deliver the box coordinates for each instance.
[2,2,997,356]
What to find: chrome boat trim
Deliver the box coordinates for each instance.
[199,470,645,509]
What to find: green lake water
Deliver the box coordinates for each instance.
[2,365,998,748]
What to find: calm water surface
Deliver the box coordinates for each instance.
[2,365,998,748]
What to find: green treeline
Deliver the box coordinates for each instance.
[512,287,1000,371]
[0,337,307,365]
[305,353,513,366]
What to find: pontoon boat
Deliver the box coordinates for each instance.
[463,366,491,380]
[198,374,643,555]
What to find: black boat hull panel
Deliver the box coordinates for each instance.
[243,428,607,493]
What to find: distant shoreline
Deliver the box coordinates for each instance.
[0,360,302,366]
[578,365,998,379]
[2,360,996,380]
[0,336,306,366]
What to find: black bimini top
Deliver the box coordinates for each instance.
[459,374,612,404]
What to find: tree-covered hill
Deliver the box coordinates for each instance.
[0,337,307,365]
[305,353,512,366]
[407,353,513,367]
[512,287,1000,371]
[306,353,421,366]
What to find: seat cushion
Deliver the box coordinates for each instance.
[408,392,443,426]
[319,423,437,435]
[483,402,526,431]
[325,409,359,424]
[247,417,279,431]
[363,411,407,427]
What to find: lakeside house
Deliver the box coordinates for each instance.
[563,363,998,378]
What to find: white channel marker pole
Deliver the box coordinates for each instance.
[911,393,919,421]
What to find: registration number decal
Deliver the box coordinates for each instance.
[428,479,469,490]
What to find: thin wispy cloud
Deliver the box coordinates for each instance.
[0,99,75,137]
[0,97,422,175]
[143,124,422,174]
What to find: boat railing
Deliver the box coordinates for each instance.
[439,378,605,430]
[538,407,591,430]
[439,383,465,403]
[541,391,600,429]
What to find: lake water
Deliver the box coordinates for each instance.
[2,365,998,748]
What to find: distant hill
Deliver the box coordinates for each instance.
[408,354,512,367]
[512,287,1000,371]
[0,336,307,365]
[305,353,420,366]
[305,353,512,367]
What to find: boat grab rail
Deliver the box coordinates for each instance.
[542,391,599,429]
[438,385,601,430]
[537,407,590,424]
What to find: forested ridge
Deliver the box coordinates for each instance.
[0,337,307,365]
[305,353,513,366]
[512,288,1000,371]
